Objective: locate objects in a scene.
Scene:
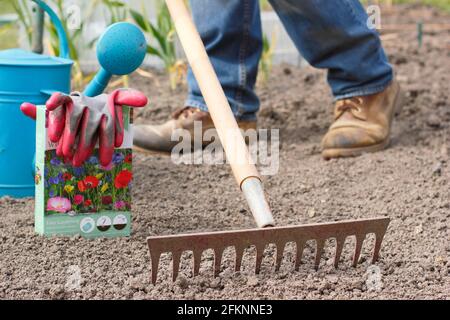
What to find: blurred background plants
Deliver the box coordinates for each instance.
[0,0,130,90]
[257,32,276,86]
[0,0,448,92]
[96,0,130,89]
[2,0,98,90]
[0,0,187,90]
[130,0,186,90]
[45,0,98,90]
[0,0,29,50]
[362,0,450,12]
[100,0,128,24]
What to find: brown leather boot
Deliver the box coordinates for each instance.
[321,80,403,160]
[133,107,256,153]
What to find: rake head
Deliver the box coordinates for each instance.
[147,217,390,284]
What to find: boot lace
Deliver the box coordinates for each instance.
[335,97,365,120]
[172,107,200,119]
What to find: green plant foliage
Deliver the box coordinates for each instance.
[259,0,272,11]
[100,0,127,23]
[361,0,450,12]
[91,0,129,89]
[258,32,275,86]
[45,0,99,90]
[7,0,32,44]
[0,21,18,49]
[130,0,186,90]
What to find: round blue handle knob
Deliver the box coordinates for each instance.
[97,22,147,75]
[84,22,147,97]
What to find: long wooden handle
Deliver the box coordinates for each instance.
[165,0,260,188]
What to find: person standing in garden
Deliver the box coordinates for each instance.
[133,0,403,159]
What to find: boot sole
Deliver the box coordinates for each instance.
[132,122,257,157]
[322,85,404,160]
[133,145,172,157]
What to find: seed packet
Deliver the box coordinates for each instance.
[34,105,133,237]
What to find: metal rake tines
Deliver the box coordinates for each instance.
[147,217,390,284]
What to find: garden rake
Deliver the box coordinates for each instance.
[147,0,391,284]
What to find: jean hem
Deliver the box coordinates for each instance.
[185,97,257,122]
[333,77,393,101]
[185,98,209,113]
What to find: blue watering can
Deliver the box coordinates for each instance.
[0,0,72,198]
[0,1,146,198]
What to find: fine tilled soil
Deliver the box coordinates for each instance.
[0,5,449,299]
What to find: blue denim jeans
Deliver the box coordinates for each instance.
[185,0,393,121]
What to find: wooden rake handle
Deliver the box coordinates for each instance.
[165,0,274,227]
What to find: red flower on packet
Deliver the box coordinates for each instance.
[102,195,113,205]
[77,176,100,192]
[78,180,86,192]
[73,194,84,205]
[84,199,92,207]
[62,173,72,181]
[84,176,99,189]
[114,170,133,189]
[124,154,132,163]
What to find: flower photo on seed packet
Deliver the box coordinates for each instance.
[44,149,133,215]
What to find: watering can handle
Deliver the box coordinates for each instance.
[31,0,70,59]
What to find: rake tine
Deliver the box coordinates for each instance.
[275,242,286,272]
[255,245,265,274]
[150,251,161,285]
[214,248,224,277]
[235,246,245,272]
[334,236,346,268]
[193,250,203,277]
[352,234,365,267]
[314,239,325,270]
[372,231,386,263]
[147,217,391,283]
[294,240,305,271]
[172,251,182,282]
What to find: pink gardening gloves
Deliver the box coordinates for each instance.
[21,89,147,167]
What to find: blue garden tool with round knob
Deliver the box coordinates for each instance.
[84,22,147,97]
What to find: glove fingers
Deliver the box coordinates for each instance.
[73,137,97,167]
[111,89,148,148]
[72,109,100,167]
[20,103,37,120]
[46,92,73,142]
[115,104,124,148]
[113,89,148,108]
[107,92,124,148]
[98,116,115,167]
[61,101,86,160]
[56,134,65,158]
[48,107,66,143]
[56,135,74,164]
[46,92,71,111]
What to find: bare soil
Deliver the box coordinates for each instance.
[1,5,449,299]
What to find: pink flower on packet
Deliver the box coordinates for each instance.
[47,197,71,213]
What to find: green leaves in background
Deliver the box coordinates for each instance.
[130,1,185,90]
